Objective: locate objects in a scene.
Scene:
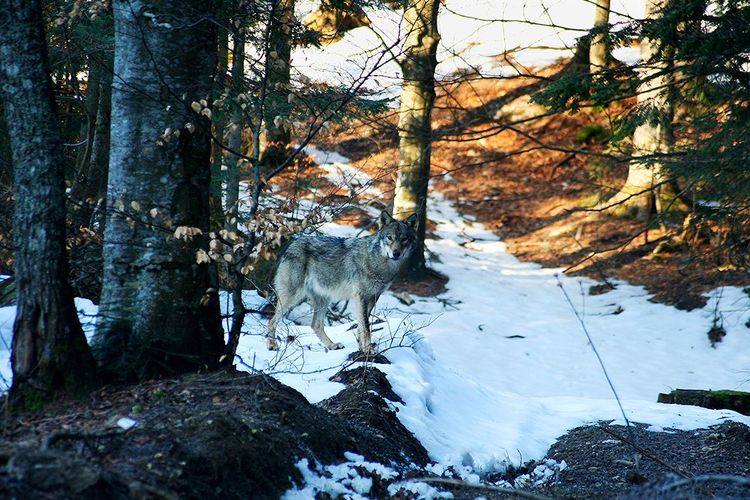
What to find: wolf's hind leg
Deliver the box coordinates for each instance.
[311,297,344,350]
[267,288,304,351]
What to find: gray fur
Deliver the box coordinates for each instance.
[268,212,418,353]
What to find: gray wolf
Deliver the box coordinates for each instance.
[267,211,418,354]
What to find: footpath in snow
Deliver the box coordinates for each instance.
[1,147,750,480]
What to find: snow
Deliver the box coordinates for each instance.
[1,146,749,482]
[222,148,750,478]
[285,456,451,500]
[293,0,646,99]
[1,3,749,493]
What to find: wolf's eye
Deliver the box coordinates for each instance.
[386,234,394,241]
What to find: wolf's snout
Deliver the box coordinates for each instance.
[392,250,401,259]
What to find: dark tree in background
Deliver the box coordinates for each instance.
[261,0,296,171]
[0,0,98,408]
[93,0,223,381]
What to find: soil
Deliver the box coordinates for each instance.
[436,422,750,499]
[0,366,748,499]
[0,368,427,499]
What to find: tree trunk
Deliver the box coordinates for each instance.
[392,0,440,279]
[94,0,223,381]
[261,0,295,171]
[225,28,245,236]
[603,0,674,219]
[210,28,229,232]
[70,53,114,229]
[73,62,102,182]
[0,0,98,409]
[589,0,611,74]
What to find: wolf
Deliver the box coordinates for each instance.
[267,211,417,354]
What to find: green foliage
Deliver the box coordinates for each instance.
[536,0,750,262]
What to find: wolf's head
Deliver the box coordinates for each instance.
[376,211,417,261]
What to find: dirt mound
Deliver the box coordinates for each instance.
[543,422,750,499]
[323,366,430,466]
[0,369,427,499]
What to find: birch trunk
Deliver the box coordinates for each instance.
[261,0,295,171]
[94,0,223,380]
[392,0,440,279]
[589,0,611,74]
[604,0,674,218]
[0,0,98,408]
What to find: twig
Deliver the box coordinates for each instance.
[410,477,554,500]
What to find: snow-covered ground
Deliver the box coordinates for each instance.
[0,3,748,496]
[227,147,750,479]
[1,147,750,480]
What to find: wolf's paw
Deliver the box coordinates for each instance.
[327,342,345,351]
[267,337,279,351]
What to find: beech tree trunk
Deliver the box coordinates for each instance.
[94,0,223,381]
[392,0,440,279]
[261,0,295,171]
[589,0,611,74]
[604,0,674,218]
[0,0,98,408]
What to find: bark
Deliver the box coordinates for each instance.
[589,0,611,74]
[225,28,245,235]
[0,0,98,408]
[261,0,295,172]
[222,28,247,362]
[658,389,750,416]
[73,62,101,181]
[603,0,674,219]
[392,0,440,279]
[70,54,114,228]
[210,28,229,231]
[94,0,223,381]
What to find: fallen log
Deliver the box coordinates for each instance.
[657,389,750,416]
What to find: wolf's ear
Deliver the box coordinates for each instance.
[405,213,418,230]
[378,211,395,228]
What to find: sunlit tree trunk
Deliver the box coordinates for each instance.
[589,0,611,74]
[604,0,674,218]
[94,0,223,381]
[392,0,440,279]
[261,0,295,171]
[0,0,98,408]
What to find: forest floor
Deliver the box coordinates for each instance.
[2,62,750,499]
[2,368,749,499]
[315,64,750,310]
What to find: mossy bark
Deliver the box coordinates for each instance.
[658,389,750,416]
[0,0,99,408]
[393,0,440,280]
[261,0,295,172]
[94,0,223,381]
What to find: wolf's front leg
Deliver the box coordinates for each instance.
[355,295,376,355]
